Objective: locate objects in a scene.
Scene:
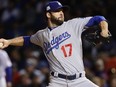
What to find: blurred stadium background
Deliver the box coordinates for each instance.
[0,0,116,87]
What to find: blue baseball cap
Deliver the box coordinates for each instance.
[45,1,69,12]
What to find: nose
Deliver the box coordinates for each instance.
[60,10,63,14]
[59,11,64,16]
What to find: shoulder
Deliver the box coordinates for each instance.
[0,49,8,55]
[66,17,92,23]
[36,28,48,34]
[0,50,9,59]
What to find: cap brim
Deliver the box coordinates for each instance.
[62,5,70,11]
[48,5,70,12]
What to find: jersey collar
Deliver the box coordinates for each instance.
[48,27,57,31]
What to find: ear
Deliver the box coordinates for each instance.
[46,12,51,19]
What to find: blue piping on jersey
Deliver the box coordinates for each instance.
[85,16,106,27]
[5,67,12,82]
[48,27,57,31]
[44,32,71,54]
[23,36,32,46]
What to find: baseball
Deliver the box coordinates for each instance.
[0,43,3,48]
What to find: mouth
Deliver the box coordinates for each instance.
[58,17,63,20]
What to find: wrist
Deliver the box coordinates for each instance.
[8,40,12,45]
[100,30,109,38]
[101,29,108,33]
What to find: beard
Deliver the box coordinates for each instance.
[50,14,64,25]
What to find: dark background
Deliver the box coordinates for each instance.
[0,0,116,87]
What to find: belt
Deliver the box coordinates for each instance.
[51,72,82,80]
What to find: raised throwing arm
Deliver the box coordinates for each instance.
[85,16,110,37]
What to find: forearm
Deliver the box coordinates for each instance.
[99,21,108,32]
[0,36,31,49]
[85,16,106,27]
[85,16,110,37]
[99,21,109,37]
[8,36,24,46]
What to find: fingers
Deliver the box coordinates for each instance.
[0,44,8,49]
[100,32,109,38]
[0,38,4,49]
[0,38,4,43]
[0,38,8,49]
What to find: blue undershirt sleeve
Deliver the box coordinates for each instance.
[5,67,12,82]
[85,16,107,27]
[23,36,32,46]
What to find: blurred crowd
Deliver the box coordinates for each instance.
[0,0,116,87]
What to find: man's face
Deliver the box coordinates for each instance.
[49,9,64,25]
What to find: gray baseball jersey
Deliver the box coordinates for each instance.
[0,50,12,77]
[30,17,92,75]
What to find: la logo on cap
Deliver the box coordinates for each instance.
[46,6,50,11]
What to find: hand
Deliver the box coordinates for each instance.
[99,21,111,38]
[0,38,10,49]
[100,30,111,38]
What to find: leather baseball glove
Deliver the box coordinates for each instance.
[82,26,112,46]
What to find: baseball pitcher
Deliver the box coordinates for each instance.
[0,1,110,87]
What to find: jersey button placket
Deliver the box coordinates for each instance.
[50,32,56,55]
